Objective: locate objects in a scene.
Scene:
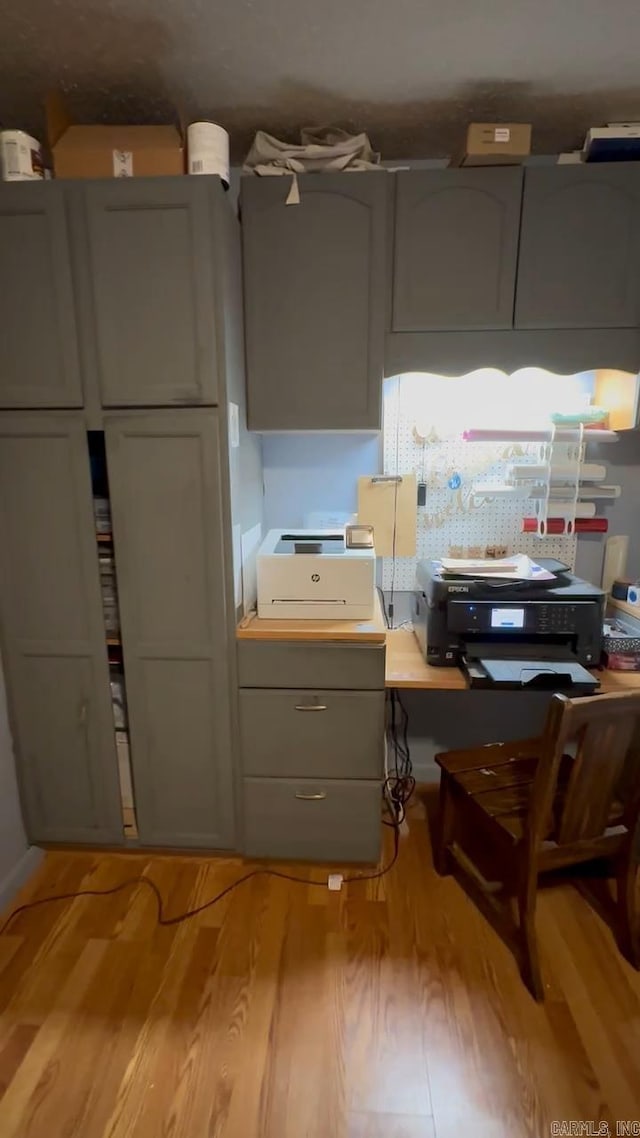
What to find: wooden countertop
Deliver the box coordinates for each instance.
[236,593,386,643]
[384,627,640,693]
[384,630,466,689]
[237,599,640,690]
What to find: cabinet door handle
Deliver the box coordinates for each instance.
[78,699,89,728]
[294,704,328,712]
[294,792,327,801]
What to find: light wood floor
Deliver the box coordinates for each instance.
[1,790,640,1138]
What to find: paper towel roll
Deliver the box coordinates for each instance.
[187,121,229,185]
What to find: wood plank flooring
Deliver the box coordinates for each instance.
[1,789,639,1137]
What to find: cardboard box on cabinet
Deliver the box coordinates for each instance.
[45,91,184,179]
[455,122,532,167]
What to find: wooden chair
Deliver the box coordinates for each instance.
[434,690,640,999]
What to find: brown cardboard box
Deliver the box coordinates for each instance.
[46,92,184,179]
[457,122,531,167]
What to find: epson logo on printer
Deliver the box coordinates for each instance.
[448,585,469,593]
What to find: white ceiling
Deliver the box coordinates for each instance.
[3,0,640,160]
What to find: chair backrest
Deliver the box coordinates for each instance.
[529,690,640,849]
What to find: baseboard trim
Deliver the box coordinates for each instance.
[411,760,440,785]
[0,846,44,914]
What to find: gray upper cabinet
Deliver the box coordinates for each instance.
[0,184,83,409]
[516,165,640,329]
[105,410,236,849]
[392,168,523,331]
[0,415,123,843]
[81,178,219,407]
[241,172,387,430]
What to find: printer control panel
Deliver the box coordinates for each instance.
[536,603,581,635]
[448,599,594,637]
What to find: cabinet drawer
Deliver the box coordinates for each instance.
[240,689,384,778]
[242,777,381,862]
[237,641,385,690]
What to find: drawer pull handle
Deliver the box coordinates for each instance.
[295,792,327,801]
[294,704,328,712]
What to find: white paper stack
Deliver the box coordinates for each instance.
[439,555,556,581]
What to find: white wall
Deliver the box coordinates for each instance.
[0,661,39,910]
[262,433,381,529]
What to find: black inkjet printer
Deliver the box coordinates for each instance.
[414,559,605,693]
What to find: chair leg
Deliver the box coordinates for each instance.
[518,878,544,1001]
[434,775,455,876]
[616,851,640,970]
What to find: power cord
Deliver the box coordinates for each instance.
[376,585,390,629]
[388,479,398,627]
[1,623,412,938]
[375,595,414,826]
[383,688,415,826]
[0,826,401,939]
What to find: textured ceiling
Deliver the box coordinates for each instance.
[3,0,640,161]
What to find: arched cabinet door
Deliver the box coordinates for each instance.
[515,165,640,329]
[392,168,523,331]
[242,173,387,429]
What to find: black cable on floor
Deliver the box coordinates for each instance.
[0,825,401,938]
[384,687,415,826]
[1,678,412,939]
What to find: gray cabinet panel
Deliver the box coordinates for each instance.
[516,165,640,329]
[138,658,227,842]
[393,168,523,331]
[12,655,112,838]
[243,777,381,862]
[239,689,384,779]
[237,641,385,690]
[0,184,83,408]
[105,410,235,848]
[0,415,122,843]
[83,179,218,407]
[241,173,387,430]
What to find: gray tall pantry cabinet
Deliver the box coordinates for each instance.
[0,176,248,851]
[104,412,235,848]
[0,415,123,843]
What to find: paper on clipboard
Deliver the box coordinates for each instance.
[357,474,417,557]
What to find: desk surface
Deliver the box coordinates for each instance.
[384,630,466,690]
[384,627,640,693]
[237,604,640,691]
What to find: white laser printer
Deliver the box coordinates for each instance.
[257,529,375,620]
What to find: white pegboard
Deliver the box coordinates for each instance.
[381,375,582,591]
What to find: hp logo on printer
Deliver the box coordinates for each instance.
[449,585,469,593]
[311,573,320,582]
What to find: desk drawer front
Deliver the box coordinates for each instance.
[239,689,384,778]
[242,776,381,862]
[237,641,385,690]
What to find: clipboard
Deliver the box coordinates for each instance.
[357,474,417,557]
